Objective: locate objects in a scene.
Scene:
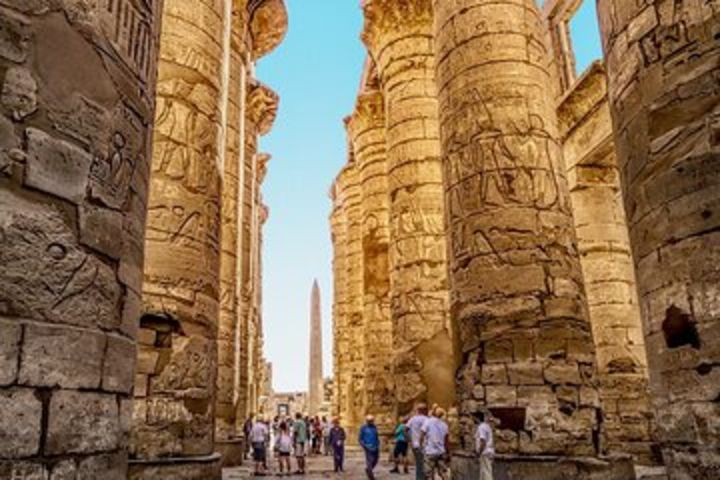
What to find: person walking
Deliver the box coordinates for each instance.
[244,414,255,460]
[276,421,293,476]
[250,417,270,476]
[322,416,332,456]
[475,412,495,480]
[420,408,450,480]
[293,413,308,474]
[359,415,381,480]
[328,417,347,473]
[407,403,429,480]
[390,416,410,474]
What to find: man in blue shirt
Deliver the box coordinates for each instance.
[359,415,381,480]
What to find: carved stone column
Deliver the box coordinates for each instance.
[433,0,604,466]
[340,155,365,440]
[131,0,226,477]
[0,1,161,478]
[362,0,456,416]
[597,1,720,476]
[347,86,394,435]
[239,81,278,421]
[330,178,349,423]
[215,3,249,468]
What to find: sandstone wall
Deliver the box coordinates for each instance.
[0,0,161,477]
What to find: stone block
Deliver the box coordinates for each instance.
[485,340,513,363]
[135,375,148,397]
[46,390,120,455]
[0,319,21,385]
[0,6,30,63]
[50,460,77,480]
[79,204,124,259]
[486,386,517,407]
[136,347,159,374]
[544,363,582,385]
[0,387,42,458]
[25,128,92,204]
[0,461,47,480]
[103,334,136,393]
[137,328,157,346]
[507,362,544,385]
[77,452,126,480]
[481,364,508,385]
[19,322,105,389]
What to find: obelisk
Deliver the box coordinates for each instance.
[308,280,324,415]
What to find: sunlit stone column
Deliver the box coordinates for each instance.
[433,0,603,464]
[0,1,161,478]
[330,178,350,423]
[597,1,720,476]
[340,154,366,439]
[362,0,457,415]
[239,81,278,420]
[347,86,395,436]
[131,0,226,477]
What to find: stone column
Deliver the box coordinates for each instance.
[341,157,366,439]
[597,1,720,476]
[0,1,161,478]
[556,63,655,463]
[362,0,456,415]
[131,0,226,477]
[215,4,249,468]
[239,81,278,420]
[330,179,349,422]
[434,0,603,462]
[347,88,395,435]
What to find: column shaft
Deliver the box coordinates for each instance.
[331,180,350,424]
[362,0,457,415]
[0,1,161,477]
[598,1,720,476]
[434,0,600,456]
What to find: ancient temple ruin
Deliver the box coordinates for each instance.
[0,0,718,479]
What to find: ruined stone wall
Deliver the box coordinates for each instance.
[362,0,456,416]
[133,0,227,474]
[597,1,720,477]
[347,88,395,435]
[434,0,601,457]
[0,1,161,477]
[556,62,655,463]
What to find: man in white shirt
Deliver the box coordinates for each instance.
[250,418,270,474]
[475,412,495,480]
[420,408,450,480]
[407,403,429,480]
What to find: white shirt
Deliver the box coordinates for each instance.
[475,422,495,457]
[421,417,449,456]
[277,432,293,453]
[407,414,428,449]
[250,422,269,443]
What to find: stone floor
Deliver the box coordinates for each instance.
[223,450,405,480]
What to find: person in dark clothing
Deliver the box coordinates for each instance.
[328,417,347,473]
[359,416,381,480]
[244,414,255,460]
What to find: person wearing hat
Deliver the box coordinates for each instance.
[420,408,450,480]
[359,415,381,480]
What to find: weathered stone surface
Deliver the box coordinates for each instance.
[0,388,41,458]
[0,319,21,386]
[46,390,120,455]
[103,335,136,394]
[19,322,106,390]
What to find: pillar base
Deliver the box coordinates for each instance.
[128,453,222,480]
[216,437,245,467]
[451,452,636,480]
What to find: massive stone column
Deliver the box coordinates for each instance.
[131,0,226,477]
[597,1,720,477]
[0,1,161,478]
[239,82,278,420]
[309,280,325,415]
[556,63,655,463]
[330,179,349,422]
[433,0,605,466]
[362,0,457,415]
[346,84,395,435]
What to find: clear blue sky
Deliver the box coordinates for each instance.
[258,0,603,393]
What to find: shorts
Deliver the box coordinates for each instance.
[295,442,306,457]
[252,442,266,462]
[424,454,448,476]
[278,451,291,458]
[394,441,409,457]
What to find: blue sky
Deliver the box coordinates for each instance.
[257,1,603,392]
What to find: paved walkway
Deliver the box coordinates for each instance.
[223,450,410,480]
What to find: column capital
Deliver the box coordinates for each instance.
[247,80,279,136]
[248,0,288,60]
[361,0,433,55]
[346,89,385,141]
